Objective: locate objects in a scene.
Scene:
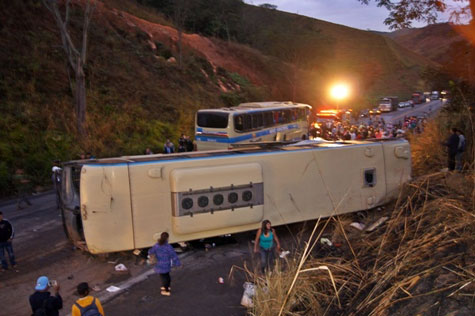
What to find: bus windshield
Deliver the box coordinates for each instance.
[197,112,229,128]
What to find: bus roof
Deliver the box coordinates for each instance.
[197,102,311,114]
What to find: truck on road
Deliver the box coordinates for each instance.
[411,92,425,104]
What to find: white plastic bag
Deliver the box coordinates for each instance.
[241,282,255,308]
[114,263,128,272]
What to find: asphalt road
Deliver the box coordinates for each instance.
[0,191,311,316]
[376,99,444,125]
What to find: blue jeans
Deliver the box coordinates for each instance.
[259,247,275,273]
[0,241,16,269]
[455,152,463,171]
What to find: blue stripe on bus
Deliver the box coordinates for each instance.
[196,124,300,143]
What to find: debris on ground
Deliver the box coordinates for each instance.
[349,222,365,230]
[240,282,255,308]
[114,264,128,272]
[106,285,121,293]
[320,238,333,247]
[365,216,388,232]
[279,250,290,259]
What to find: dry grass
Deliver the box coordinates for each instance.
[408,121,446,177]
[244,172,474,316]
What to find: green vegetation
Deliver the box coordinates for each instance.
[0,0,266,195]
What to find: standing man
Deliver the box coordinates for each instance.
[444,128,460,171]
[0,211,16,271]
[72,282,105,316]
[163,139,175,154]
[29,276,63,316]
[455,129,466,171]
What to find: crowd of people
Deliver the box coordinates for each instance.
[311,115,428,141]
[145,133,195,155]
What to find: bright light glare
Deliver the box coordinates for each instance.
[330,84,349,100]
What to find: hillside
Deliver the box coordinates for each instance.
[386,23,467,65]
[0,0,434,193]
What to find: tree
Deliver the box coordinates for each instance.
[259,3,278,10]
[42,0,96,137]
[358,0,471,30]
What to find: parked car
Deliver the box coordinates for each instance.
[369,108,381,115]
[360,109,369,117]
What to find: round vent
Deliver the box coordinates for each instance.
[198,196,209,208]
[213,194,224,206]
[242,190,252,202]
[228,192,238,204]
[181,198,193,210]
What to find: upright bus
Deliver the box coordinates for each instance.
[195,102,311,151]
[378,97,398,112]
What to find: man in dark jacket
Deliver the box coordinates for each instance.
[0,211,16,271]
[444,128,460,171]
[29,276,63,316]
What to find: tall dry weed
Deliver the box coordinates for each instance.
[246,173,474,316]
[408,121,446,176]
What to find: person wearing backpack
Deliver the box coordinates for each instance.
[72,282,104,316]
[29,276,63,316]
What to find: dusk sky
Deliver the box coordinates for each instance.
[246,0,457,32]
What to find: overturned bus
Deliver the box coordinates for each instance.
[60,139,411,254]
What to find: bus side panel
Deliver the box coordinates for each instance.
[381,140,412,200]
[128,163,173,249]
[259,144,386,228]
[80,165,134,254]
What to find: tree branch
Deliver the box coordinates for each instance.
[81,0,96,63]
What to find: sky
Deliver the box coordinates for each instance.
[245,0,459,32]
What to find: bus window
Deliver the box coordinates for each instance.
[234,114,251,132]
[252,112,263,129]
[197,112,229,128]
[283,110,291,123]
[263,111,274,127]
[299,108,306,120]
[273,111,280,124]
[234,115,244,131]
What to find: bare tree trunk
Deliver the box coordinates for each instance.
[43,0,95,138]
[75,64,87,136]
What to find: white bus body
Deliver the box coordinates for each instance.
[60,139,411,254]
[195,102,311,151]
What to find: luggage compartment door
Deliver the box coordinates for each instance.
[170,163,264,235]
